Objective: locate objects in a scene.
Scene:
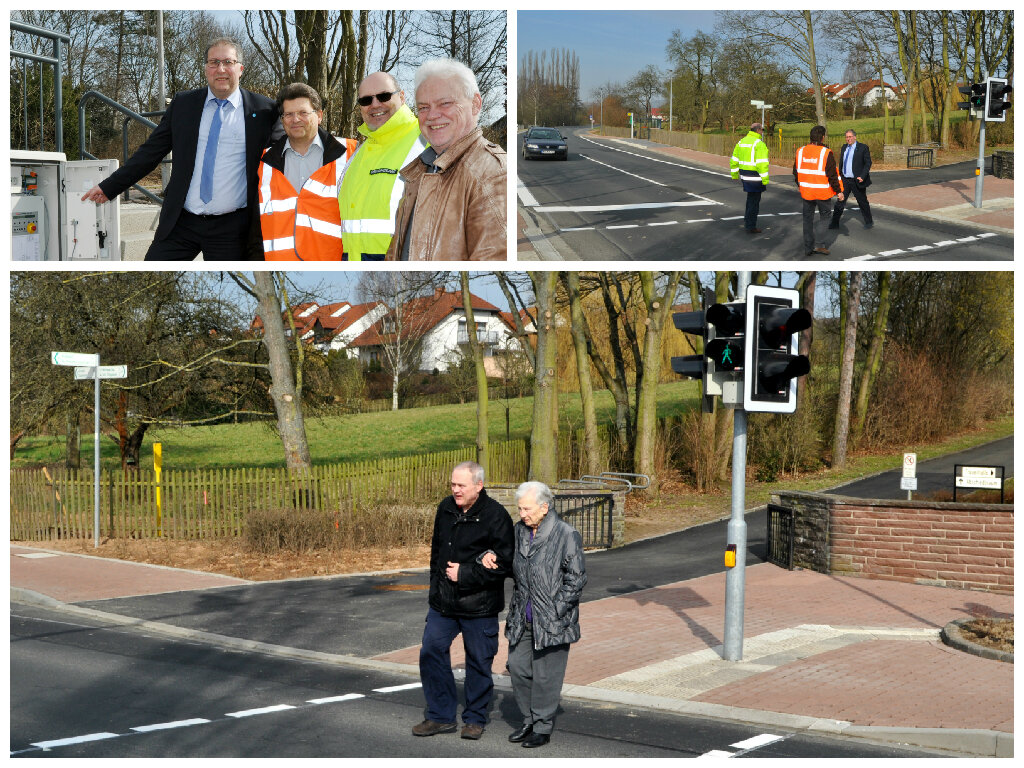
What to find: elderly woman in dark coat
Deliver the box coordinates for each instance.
[492,480,586,748]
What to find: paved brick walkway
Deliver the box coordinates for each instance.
[375,564,1013,732]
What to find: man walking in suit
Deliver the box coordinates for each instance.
[830,129,874,229]
[81,37,279,261]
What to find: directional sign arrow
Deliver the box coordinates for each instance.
[51,351,100,367]
[74,365,128,380]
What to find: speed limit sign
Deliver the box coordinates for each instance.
[903,453,917,478]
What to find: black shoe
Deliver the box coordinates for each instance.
[522,732,550,748]
[508,725,533,743]
[864,221,874,229]
[827,221,840,230]
[746,228,762,234]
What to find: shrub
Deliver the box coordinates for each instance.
[245,501,435,554]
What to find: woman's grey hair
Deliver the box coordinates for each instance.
[516,481,553,508]
[414,58,480,102]
[454,460,484,485]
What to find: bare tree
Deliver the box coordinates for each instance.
[460,272,488,473]
[562,273,601,476]
[832,272,862,469]
[527,271,559,484]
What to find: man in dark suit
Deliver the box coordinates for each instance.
[830,129,874,230]
[81,37,279,260]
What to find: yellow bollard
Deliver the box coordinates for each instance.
[154,442,162,536]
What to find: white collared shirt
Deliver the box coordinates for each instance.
[283,132,325,192]
[185,87,247,215]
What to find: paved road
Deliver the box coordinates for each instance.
[9,603,935,758]
[517,127,1013,262]
[827,436,1013,500]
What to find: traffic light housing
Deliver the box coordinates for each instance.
[986,77,1011,122]
[671,286,718,413]
[743,285,811,414]
[958,82,987,118]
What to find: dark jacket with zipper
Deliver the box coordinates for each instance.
[504,510,587,650]
[428,489,514,618]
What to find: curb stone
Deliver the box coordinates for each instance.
[941,618,1014,664]
[11,586,1010,758]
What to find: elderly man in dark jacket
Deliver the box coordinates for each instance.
[499,480,586,748]
[413,461,514,741]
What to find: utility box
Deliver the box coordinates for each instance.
[10,150,120,261]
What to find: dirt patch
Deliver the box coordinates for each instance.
[959,618,1014,653]
[23,537,431,581]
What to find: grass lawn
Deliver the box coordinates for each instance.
[13,379,703,471]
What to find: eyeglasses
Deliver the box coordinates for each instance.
[206,58,239,69]
[357,91,396,107]
[283,110,317,121]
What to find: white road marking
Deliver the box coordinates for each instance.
[31,733,120,749]
[131,719,210,732]
[731,733,784,749]
[579,134,732,178]
[878,249,906,256]
[648,220,677,227]
[579,153,667,186]
[607,224,640,230]
[16,552,59,558]
[372,683,423,693]
[934,240,958,247]
[907,244,933,251]
[697,750,735,758]
[535,200,711,213]
[956,236,978,243]
[308,693,365,705]
[720,216,744,221]
[516,176,540,207]
[978,232,997,238]
[776,211,801,216]
[560,227,596,232]
[225,704,296,718]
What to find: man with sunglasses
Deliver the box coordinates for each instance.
[81,37,280,261]
[337,71,428,261]
[386,58,506,261]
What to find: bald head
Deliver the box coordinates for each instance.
[358,71,405,131]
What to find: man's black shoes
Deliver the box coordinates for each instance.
[522,732,551,748]
[508,724,533,743]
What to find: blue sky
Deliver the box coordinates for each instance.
[517,11,721,100]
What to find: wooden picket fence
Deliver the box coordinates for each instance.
[9,431,606,542]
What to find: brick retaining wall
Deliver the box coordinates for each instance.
[773,491,1012,594]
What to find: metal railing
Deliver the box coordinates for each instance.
[766,504,795,570]
[10,20,70,153]
[558,472,650,494]
[79,90,165,205]
[907,146,935,169]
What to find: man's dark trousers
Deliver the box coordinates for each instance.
[420,607,499,726]
[144,208,249,260]
[743,182,764,231]
[831,177,873,226]
[802,198,832,253]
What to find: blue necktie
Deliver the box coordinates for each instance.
[200,98,227,204]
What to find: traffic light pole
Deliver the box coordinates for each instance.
[723,271,750,662]
[974,118,986,209]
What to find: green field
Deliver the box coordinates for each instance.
[13,380,703,471]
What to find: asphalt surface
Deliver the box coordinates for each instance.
[828,435,1013,500]
[517,126,1013,262]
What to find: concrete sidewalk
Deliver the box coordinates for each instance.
[10,544,1013,757]
[517,134,1013,259]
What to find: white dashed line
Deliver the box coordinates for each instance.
[516,176,540,207]
[578,134,732,178]
[131,719,210,733]
[878,249,906,256]
[648,220,677,227]
[225,704,296,718]
[697,750,735,758]
[731,734,784,749]
[934,240,958,247]
[31,733,120,749]
[580,153,667,186]
[607,224,640,230]
[372,683,423,693]
[308,694,365,705]
[534,200,709,213]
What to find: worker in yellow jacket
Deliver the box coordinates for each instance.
[337,71,428,261]
[729,123,770,234]
[257,83,357,260]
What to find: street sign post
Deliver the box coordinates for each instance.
[903,452,917,499]
[954,465,1005,503]
[51,351,127,547]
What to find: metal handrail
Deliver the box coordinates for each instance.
[11,21,71,152]
[581,474,633,490]
[79,90,164,205]
[599,472,651,490]
[122,111,168,203]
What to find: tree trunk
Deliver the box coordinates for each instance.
[528,271,559,485]
[832,272,862,469]
[851,271,892,446]
[564,273,601,476]
[804,11,826,127]
[254,271,312,470]
[65,408,81,470]
[460,272,488,474]
[633,271,681,495]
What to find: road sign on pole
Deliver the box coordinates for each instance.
[51,351,99,367]
[74,365,128,380]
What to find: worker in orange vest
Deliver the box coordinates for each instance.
[257,83,358,260]
[793,125,842,256]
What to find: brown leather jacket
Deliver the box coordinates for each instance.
[386,128,506,261]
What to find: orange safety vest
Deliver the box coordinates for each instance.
[795,143,842,201]
[258,136,358,260]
